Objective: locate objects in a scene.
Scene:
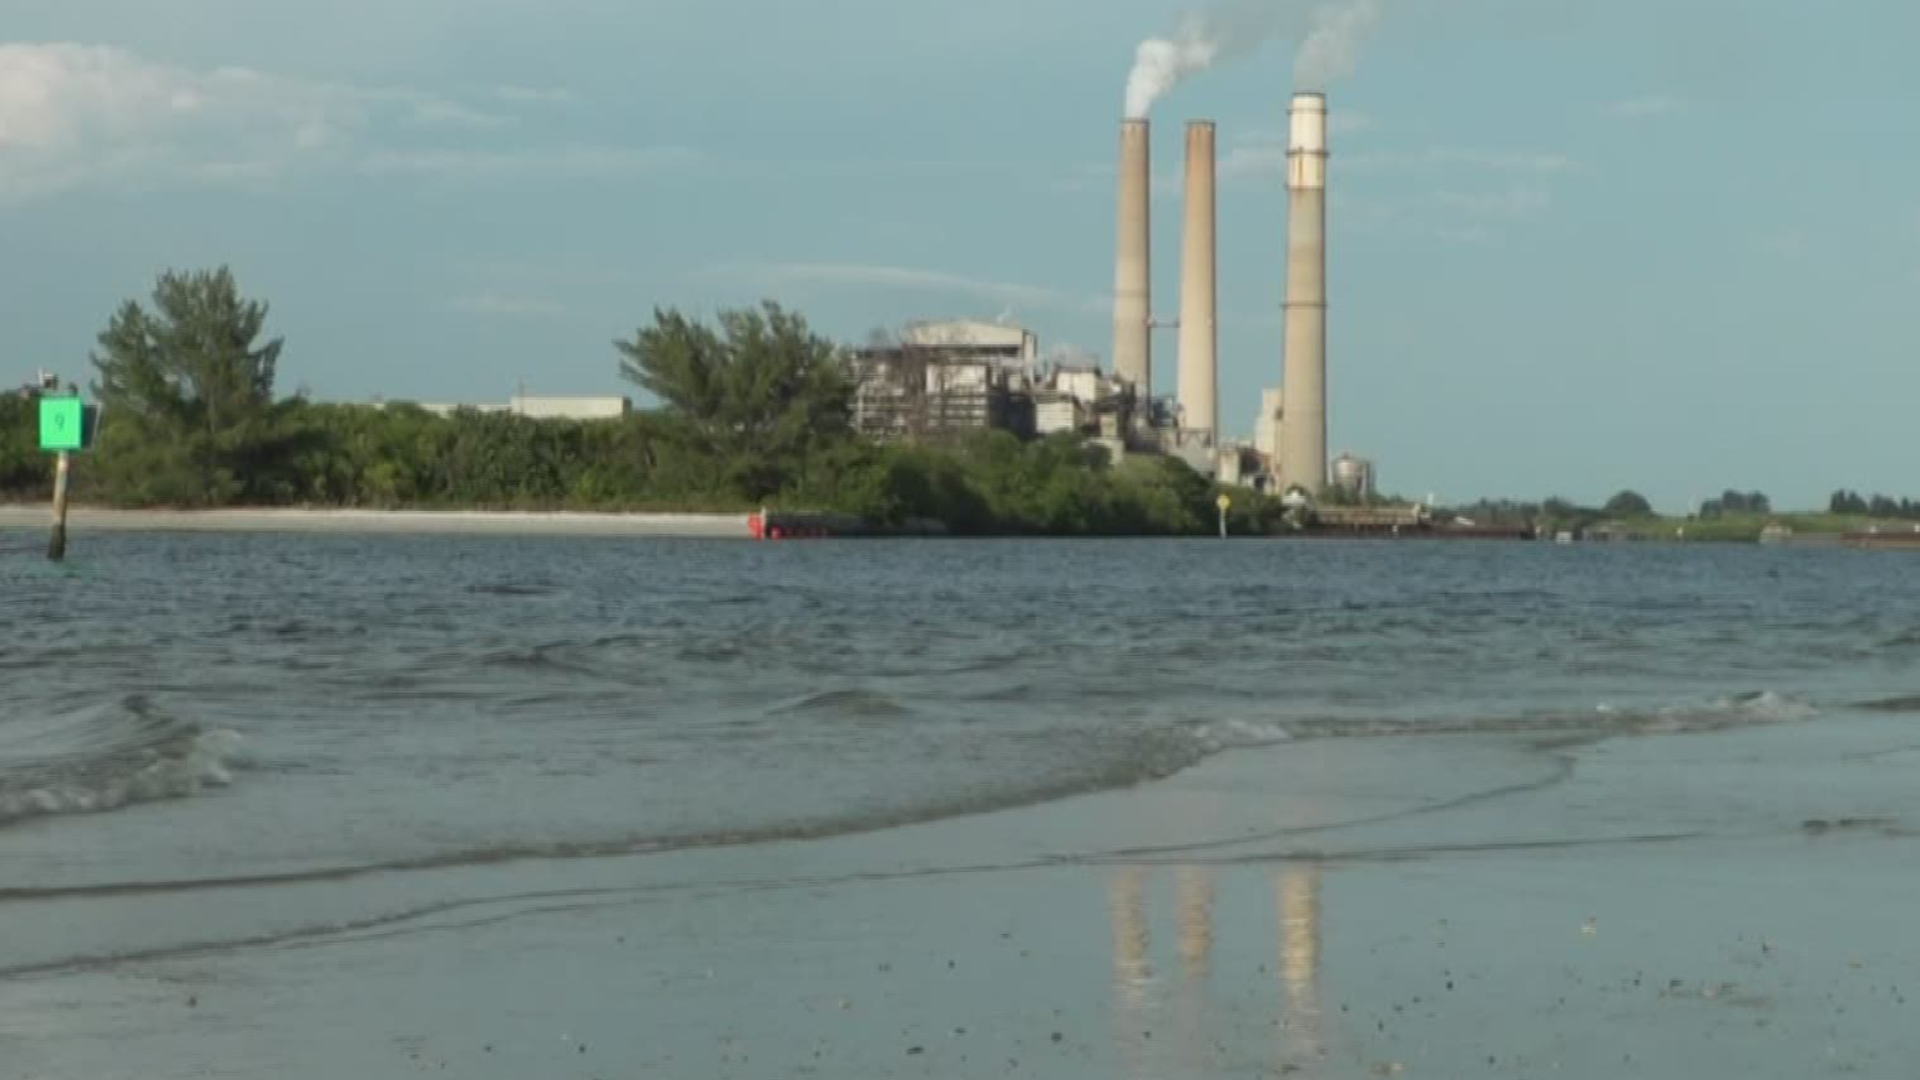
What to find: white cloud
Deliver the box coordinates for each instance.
[1217,131,1575,186]
[447,294,566,318]
[1433,184,1552,220]
[1345,148,1579,175]
[1218,142,1287,183]
[404,98,513,130]
[492,85,572,105]
[1330,110,1375,135]
[359,144,702,180]
[700,261,1106,315]
[1606,95,1685,119]
[0,43,665,202]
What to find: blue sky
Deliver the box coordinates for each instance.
[3,0,1916,510]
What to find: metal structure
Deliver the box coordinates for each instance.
[1177,120,1218,446]
[1330,453,1375,498]
[1111,119,1152,401]
[849,341,1033,441]
[1279,92,1329,495]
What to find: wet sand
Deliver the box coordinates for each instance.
[0,505,751,538]
[4,717,1918,1078]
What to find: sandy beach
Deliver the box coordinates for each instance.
[5,714,1917,1079]
[0,505,752,538]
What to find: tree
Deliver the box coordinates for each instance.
[1603,490,1653,517]
[1830,490,1870,515]
[89,267,295,505]
[615,302,852,500]
[0,390,49,497]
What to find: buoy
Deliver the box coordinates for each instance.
[748,514,764,540]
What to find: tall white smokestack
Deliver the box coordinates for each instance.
[1279,91,1328,495]
[1112,119,1151,399]
[1177,119,1217,444]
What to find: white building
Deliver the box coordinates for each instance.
[1254,388,1284,462]
[899,319,1039,365]
[405,395,630,420]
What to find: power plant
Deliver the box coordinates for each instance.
[844,85,1413,526]
[1104,91,1340,496]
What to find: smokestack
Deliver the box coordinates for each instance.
[1177,120,1217,443]
[1279,92,1328,495]
[1112,119,1151,399]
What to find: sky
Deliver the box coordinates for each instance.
[2,0,1917,511]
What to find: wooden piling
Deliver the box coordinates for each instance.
[48,450,71,561]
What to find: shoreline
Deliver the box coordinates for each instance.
[0,505,754,538]
[7,715,1919,1078]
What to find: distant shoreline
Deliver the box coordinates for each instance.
[0,505,753,538]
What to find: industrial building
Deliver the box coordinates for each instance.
[399,394,631,421]
[848,319,1136,443]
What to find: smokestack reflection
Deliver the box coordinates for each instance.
[1277,864,1325,1059]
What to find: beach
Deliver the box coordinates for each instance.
[4,536,1918,1078]
[0,506,751,538]
[5,715,1918,1079]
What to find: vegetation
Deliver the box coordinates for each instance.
[1829,490,1920,520]
[0,392,46,498]
[11,265,1903,543]
[1603,490,1653,517]
[1699,489,1771,518]
[0,267,1258,536]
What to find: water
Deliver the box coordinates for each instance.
[3,534,1917,898]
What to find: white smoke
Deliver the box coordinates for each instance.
[1124,16,1222,120]
[1295,0,1382,88]
[1121,0,1384,119]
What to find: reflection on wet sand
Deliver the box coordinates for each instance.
[1110,867,1152,1002]
[1108,862,1326,1073]
[1279,864,1325,1061]
[1177,867,1214,981]
[1110,867,1152,1079]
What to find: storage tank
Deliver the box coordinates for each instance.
[1330,453,1374,498]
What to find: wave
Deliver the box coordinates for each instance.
[0,688,1819,899]
[1187,690,1816,748]
[1856,694,1920,713]
[466,582,555,597]
[474,642,657,687]
[0,695,241,826]
[772,688,914,719]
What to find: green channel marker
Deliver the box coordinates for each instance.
[38,396,84,452]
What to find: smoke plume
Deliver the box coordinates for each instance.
[1295,0,1381,88]
[1122,0,1383,119]
[1124,16,1222,120]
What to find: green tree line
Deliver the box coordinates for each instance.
[3,267,1280,536]
[1829,490,1920,520]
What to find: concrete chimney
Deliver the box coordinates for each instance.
[1279,92,1329,495]
[1112,119,1151,399]
[1177,120,1217,445]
